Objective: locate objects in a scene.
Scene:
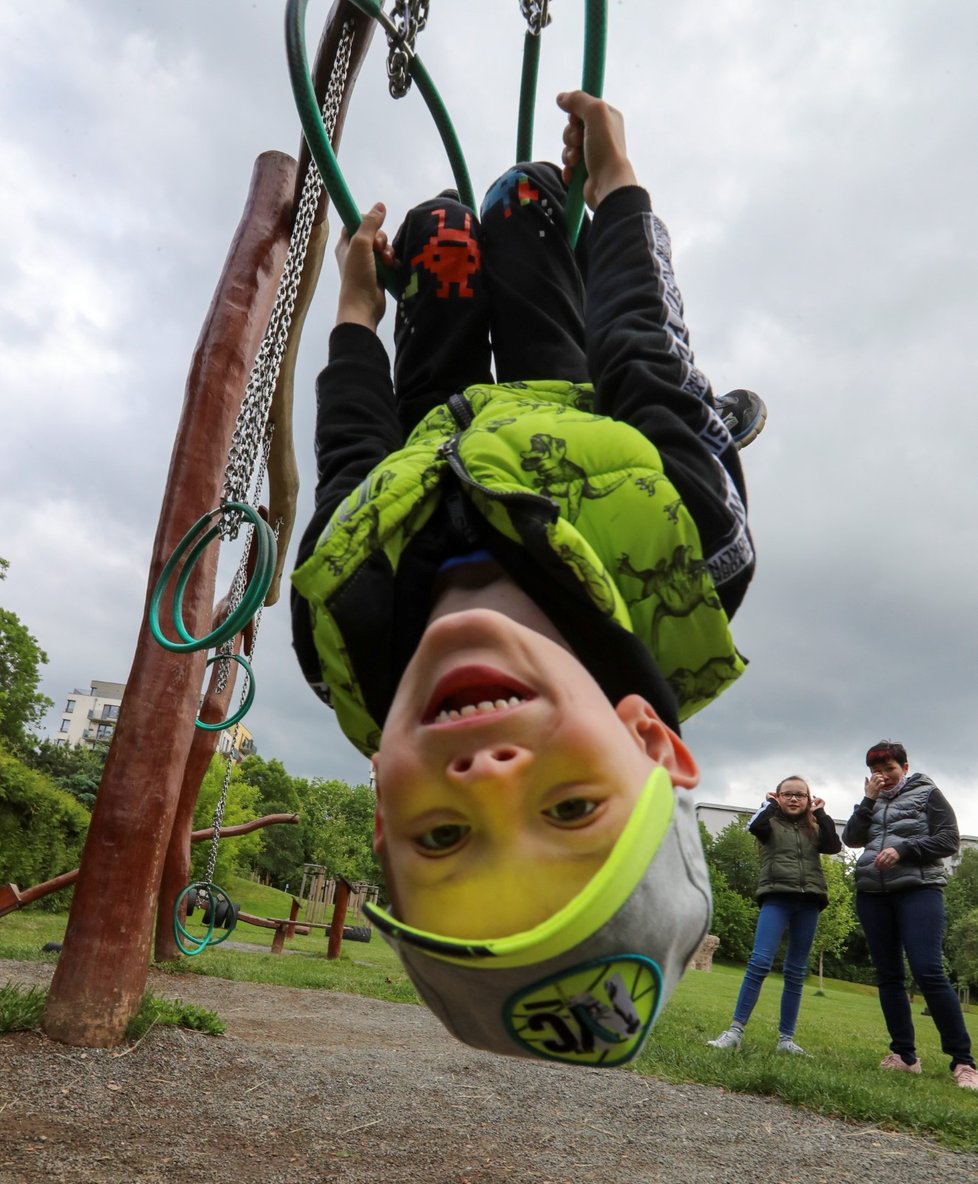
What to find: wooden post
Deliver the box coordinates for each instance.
[327,878,351,960]
[40,0,379,1049]
[42,153,296,1048]
[286,896,300,940]
[270,897,301,955]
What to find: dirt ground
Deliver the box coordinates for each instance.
[2,958,977,1184]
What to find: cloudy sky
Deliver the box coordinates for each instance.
[3,1,977,834]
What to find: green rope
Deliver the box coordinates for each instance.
[565,0,608,246]
[516,30,542,163]
[345,0,474,211]
[284,0,475,294]
[284,0,362,237]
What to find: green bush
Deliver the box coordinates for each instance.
[0,745,90,907]
[708,864,758,962]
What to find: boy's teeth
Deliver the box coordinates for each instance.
[434,695,524,724]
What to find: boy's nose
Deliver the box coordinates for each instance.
[446,744,528,782]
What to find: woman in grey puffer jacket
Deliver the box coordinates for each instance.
[842,739,977,1090]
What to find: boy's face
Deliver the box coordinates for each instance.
[372,609,698,938]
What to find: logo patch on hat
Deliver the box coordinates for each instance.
[504,955,662,1066]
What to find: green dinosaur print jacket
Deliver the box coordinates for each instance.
[292,376,746,757]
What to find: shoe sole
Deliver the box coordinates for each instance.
[734,402,768,450]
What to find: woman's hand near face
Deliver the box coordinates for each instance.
[864,772,884,800]
[812,796,825,811]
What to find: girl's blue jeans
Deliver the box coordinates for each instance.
[733,894,819,1037]
[856,886,974,1069]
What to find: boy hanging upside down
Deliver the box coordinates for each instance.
[291,91,760,1066]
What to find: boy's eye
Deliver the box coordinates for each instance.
[545,798,598,824]
[416,823,469,852]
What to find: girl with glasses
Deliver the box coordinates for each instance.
[707,776,841,1054]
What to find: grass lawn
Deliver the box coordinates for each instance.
[644,960,978,1150]
[3,891,978,1150]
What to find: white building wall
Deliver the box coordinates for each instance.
[54,681,126,750]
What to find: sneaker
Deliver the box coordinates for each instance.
[879,1052,922,1073]
[953,1063,978,1090]
[707,1028,742,1050]
[716,388,768,449]
[777,1037,809,1056]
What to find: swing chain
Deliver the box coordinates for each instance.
[204,755,234,884]
[216,422,275,698]
[204,513,279,883]
[219,20,357,536]
[386,0,429,98]
[520,0,551,36]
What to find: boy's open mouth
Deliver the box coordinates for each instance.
[423,666,536,725]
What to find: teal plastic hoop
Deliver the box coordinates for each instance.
[173,882,237,956]
[195,653,256,731]
[149,503,276,654]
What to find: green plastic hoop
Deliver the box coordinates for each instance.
[149,503,276,654]
[173,882,238,956]
[195,653,256,731]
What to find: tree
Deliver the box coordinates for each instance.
[0,558,54,755]
[947,909,978,991]
[708,817,760,902]
[945,849,978,936]
[811,853,857,993]
[0,745,90,907]
[190,756,263,886]
[303,777,382,886]
[234,755,308,888]
[707,864,758,962]
[945,850,978,989]
[699,819,761,961]
[25,739,107,809]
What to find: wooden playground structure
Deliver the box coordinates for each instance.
[22,0,608,1047]
[34,1,380,1047]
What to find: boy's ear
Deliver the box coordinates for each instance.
[615,694,699,789]
[371,755,385,854]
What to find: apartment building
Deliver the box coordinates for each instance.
[54,680,126,749]
[53,680,257,762]
[217,721,257,762]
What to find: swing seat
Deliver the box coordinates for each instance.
[201,896,240,930]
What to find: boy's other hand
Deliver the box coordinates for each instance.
[335,202,396,331]
[556,91,638,210]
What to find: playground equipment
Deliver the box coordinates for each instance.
[41,0,609,1047]
[0,814,298,919]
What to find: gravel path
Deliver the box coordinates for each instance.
[2,958,976,1184]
